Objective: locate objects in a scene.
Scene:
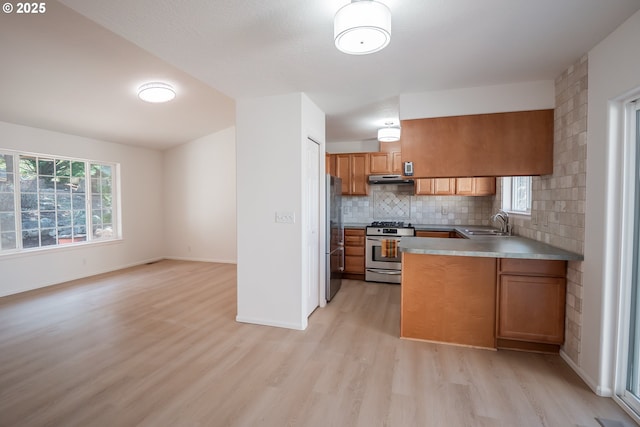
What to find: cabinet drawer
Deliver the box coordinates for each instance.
[344,255,364,273]
[499,259,566,277]
[345,246,364,256]
[344,235,365,246]
[344,228,365,236]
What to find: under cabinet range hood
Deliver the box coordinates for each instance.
[368,174,414,185]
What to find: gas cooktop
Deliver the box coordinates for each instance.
[370,221,413,228]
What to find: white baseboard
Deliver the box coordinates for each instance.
[560,349,613,397]
[235,315,307,331]
[164,256,237,264]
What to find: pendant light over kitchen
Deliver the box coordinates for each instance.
[334,0,391,55]
[378,124,401,142]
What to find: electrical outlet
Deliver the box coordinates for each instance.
[276,211,295,224]
[441,206,448,215]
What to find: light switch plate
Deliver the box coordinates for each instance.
[275,211,295,224]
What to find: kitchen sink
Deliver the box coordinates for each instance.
[463,228,510,236]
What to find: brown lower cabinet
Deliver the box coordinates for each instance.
[496,258,567,352]
[415,230,463,238]
[400,254,568,353]
[415,230,450,238]
[343,228,365,279]
[401,253,497,349]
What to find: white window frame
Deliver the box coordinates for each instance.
[615,98,640,420]
[501,176,532,215]
[0,149,120,255]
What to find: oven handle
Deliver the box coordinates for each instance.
[366,236,401,242]
[366,268,402,275]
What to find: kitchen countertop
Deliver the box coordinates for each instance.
[343,223,369,228]
[342,223,582,261]
[400,235,583,261]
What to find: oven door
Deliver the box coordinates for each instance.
[365,236,402,270]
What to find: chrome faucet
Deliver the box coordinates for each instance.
[491,209,511,235]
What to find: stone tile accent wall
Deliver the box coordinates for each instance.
[493,55,587,365]
[343,184,495,225]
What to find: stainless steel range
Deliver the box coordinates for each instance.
[365,221,415,284]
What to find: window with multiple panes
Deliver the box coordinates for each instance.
[0,150,118,253]
[502,176,532,215]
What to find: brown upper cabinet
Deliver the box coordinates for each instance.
[400,110,554,177]
[415,177,494,196]
[325,153,336,176]
[455,177,496,196]
[369,151,402,174]
[335,153,369,196]
[415,178,457,195]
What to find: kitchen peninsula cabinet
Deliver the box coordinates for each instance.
[496,259,567,352]
[335,153,369,195]
[401,110,554,177]
[399,236,579,353]
[401,253,497,348]
[343,228,365,279]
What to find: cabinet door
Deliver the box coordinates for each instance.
[415,178,433,195]
[456,178,474,195]
[474,177,496,195]
[392,152,403,174]
[456,177,496,196]
[369,152,391,174]
[497,275,566,344]
[350,154,369,195]
[326,153,336,176]
[335,154,351,195]
[433,178,456,195]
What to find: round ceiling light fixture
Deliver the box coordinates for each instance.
[137,82,176,103]
[334,0,391,55]
[378,125,401,142]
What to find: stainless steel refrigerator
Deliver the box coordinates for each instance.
[326,175,343,301]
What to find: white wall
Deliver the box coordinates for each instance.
[326,139,379,153]
[163,127,237,263]
[582,10,640,396]
[236,93,325,330]
[399,80,555,119]
[0,121,164,297]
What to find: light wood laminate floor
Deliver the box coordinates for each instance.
[0,260,635,427]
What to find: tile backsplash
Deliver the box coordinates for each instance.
[342,184,495,225]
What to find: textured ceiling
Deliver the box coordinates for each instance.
[2,0,640,148]
[0,2,234,149]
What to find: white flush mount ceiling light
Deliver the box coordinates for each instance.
[378,125,401,142]
[334,0,391,55]
[137,82,176,103]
